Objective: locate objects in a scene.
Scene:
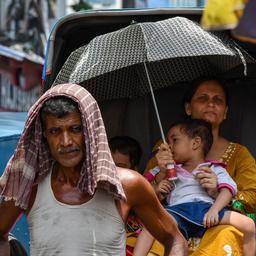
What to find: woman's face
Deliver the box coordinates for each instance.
[185,80,228,127]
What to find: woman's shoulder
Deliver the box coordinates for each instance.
[231,143,254,157]
[222,142,254,164]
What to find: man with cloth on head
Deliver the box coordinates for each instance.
[0,83,187,256]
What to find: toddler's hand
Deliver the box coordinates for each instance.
[156,143,174,172]
[155,179,173,195]
[155,179,174,201]
[203,208,219,228]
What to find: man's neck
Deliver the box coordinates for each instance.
[51,163,92,205]
[52,163,82,187]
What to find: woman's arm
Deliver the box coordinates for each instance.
[230,146,256,210]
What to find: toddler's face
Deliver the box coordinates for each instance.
[167,125,193,163]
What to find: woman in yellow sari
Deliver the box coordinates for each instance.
[140,78,256,256]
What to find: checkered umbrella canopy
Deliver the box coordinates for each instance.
[53,17,254,102]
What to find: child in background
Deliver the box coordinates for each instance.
[109,136,145,253]
[109,135,142,171]
[134,119,255,256]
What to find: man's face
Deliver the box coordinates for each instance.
[111,150,132,169]
[43,112,85,168]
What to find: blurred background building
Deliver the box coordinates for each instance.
[0,0,206,112]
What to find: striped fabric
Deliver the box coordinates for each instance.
[0,84,125,209]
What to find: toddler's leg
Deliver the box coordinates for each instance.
[220,210,255,256]
[133,228,155,256]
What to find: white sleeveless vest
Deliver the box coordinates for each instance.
[27,171,126,256]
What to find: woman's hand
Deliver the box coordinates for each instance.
[156,143,174,172]
[196,166,218,198]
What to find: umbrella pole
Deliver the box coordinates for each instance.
[143,62,167,144]
[143,62,178,182]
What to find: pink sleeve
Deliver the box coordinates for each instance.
[217,183,237,196]
[143,167,160,182]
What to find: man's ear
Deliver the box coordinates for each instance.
[185,103,191,116]
[192,136,201,150]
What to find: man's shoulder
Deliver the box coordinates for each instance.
[116,167,150,197]
[116,167,156,213]
[117,167,143,185]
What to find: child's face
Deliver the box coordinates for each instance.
[111,150,132,169]
[167,125,194,163]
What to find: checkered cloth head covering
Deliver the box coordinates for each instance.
[0,84,126,209]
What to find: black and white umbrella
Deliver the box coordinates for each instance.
[53,16,255,142]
